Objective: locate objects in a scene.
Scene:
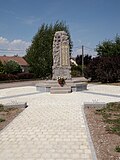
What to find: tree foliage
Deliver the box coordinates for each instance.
[70,54,92,77]
[96,56,120,83]
[84,57,100,81]
[4,60,22,74]
[84,56,120,83]
[84,35,120,83]
[25,21,72,78]
[96,35,120,56]
[75,54,92,66]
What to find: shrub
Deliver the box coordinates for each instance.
[96,56,120,83]
[84,56,120,83]
[84,57,100,81]
[17,73,35,79]
[0,74,9,81]
[4,60,22,74]
[71,65,82,77]
[0,73,35,81]
[0,73,18,81]
[7,74,18,80]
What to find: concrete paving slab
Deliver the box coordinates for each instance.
[0,84,120,160]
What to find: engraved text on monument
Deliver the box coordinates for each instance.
[61,43,69,66]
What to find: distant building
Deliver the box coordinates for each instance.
[0,55,29,72]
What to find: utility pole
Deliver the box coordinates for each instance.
[82,45,84,77]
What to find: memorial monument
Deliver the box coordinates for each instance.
[52,31,71,80]
[36,31,88,93]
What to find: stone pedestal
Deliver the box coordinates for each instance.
[36,77,88,94]
[52,67,71,80]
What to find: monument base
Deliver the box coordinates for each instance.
[36,77,88,94]
[52,66,71,80]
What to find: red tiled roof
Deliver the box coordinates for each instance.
[0,56,29,66]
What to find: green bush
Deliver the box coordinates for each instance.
[71,65,82,77]
[0,73,35,81]
[115,146,120,152]
[0,118,5,122]
[4,60,22,74]
[17,73,35,79]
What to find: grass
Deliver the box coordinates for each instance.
[95,102,120,135]
[95,102,120,152]
[115,146,120,152]
[0,104,4,112]
[0,104,6,123]
[0,118,5,122]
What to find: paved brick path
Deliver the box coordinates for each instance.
[0,84,120,160]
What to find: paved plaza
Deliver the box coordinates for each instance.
[0,84,120,160]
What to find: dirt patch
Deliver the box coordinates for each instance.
[0,105,24,131]
[84,103,120,160]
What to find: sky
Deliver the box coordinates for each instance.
[0,0,120,57]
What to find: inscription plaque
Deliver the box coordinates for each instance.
[61,43,69,66]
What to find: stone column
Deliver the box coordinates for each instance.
[52,31,71,80]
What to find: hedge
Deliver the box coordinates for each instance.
[84,56,120,83]
[0,73,35,81]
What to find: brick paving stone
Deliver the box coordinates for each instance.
[0,84,120,160]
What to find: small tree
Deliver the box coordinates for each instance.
[96,35,120,57]
[4,60,22,74]
[25,21,73,78]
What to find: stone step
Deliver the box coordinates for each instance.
[50,86,71,94]
[47,84,74,88]
[46,80,73,85]
[51,86,71,90]
[51,90,72,94]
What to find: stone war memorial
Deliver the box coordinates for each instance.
[52,31,71,80]
[36,31,87,93]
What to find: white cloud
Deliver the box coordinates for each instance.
[0,37,31,56]
[0,37,9,44]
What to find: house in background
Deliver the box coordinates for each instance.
[0,55,29,72]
